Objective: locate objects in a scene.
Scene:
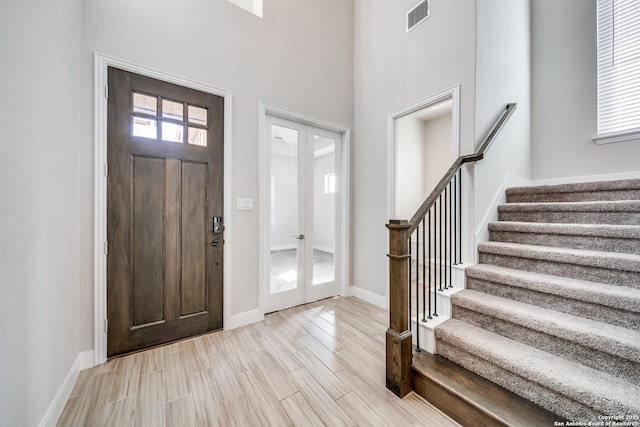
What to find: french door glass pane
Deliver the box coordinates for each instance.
[270,124,299,294]
[312,134,335,285]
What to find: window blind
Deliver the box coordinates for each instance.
[597,0,640,137]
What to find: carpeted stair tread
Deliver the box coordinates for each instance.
[451,289,640,363]
[488,221,640,239]
[465,264,640,313]
[506,179,640,203]
[478,241,640,274]
[498,200,640,213]
[435,319,640,416]
[488,221,640,253]
[507,178,640,195]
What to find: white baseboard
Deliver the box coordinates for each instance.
[475,174,530,252]
[349,286,388,310]
[39,350,94,427]
[226,308,264,330]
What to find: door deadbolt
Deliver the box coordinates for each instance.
[213,216,224,234]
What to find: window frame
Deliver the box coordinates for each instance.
[594,0,640,145]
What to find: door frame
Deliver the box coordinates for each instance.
[388,85,461,220]
[258,102,351,314]
[387,85,464,307]
[93,53,233,365]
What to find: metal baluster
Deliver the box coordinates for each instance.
[458,168,462,263]
[444,183,448,289]
[427,210,433,320]
[421,217,427,323]
[433,200,439,317]
[415,224,421,352]
[408,239,412,333]
[439,192,443,292]
[448,181,453,289]
[452,174,457,265]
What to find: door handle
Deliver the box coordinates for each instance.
[207,239,223,247]
[291,234,305,240]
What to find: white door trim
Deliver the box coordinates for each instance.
[258,102,351,314]
[387,85,461,220]
[93,53,233,366]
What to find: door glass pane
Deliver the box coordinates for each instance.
[188,105,208,126]
[132,92,157,116]
[270,124,299,294]
[188,127,207,146]
[312,134,335,285]
[162,99,183,121]
[132,116,157,139]
[161,121,183,143]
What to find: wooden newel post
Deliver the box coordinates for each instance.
[386,219,413,397]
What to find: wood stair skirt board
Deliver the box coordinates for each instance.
[424,178,640,422]
[412,352,560,427]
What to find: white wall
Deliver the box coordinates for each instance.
[424,114,453,194]
[353,0,476,298]
[0,0,82,425]
[395,117,426,219]
[227,0,254,15]
[531,0,640,180]
[395,113,452,220]
[80,0,354,349]
[474,0,531,226]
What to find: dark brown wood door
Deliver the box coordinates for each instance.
[107,67,224,357]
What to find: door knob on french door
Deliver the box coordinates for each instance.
[292,234,305,240]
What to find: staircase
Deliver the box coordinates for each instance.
[433,179,640,420]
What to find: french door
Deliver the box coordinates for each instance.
[264,115,342,313]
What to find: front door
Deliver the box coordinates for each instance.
[107,67,224,357]
[264,115,342,313]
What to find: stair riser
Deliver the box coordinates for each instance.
[435,341,599,420]
[466,277,640,331]
[498,211,640,225]
[477,252,640,288]
[451,305,640,384]
[506,189,640,204]
[489,230,640,255]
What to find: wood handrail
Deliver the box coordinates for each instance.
[385,102,517,398]
[406,103,517,234]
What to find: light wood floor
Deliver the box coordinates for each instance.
[57,297,460,426]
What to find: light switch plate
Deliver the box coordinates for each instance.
[237,198,253,210]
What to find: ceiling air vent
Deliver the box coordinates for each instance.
[407,0,430,32]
